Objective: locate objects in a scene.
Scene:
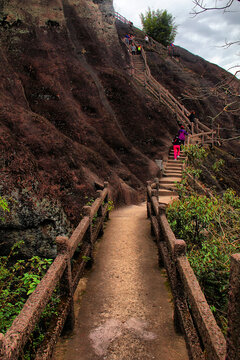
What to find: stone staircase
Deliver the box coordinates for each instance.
[156,150,186,204]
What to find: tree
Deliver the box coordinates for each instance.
[140,8,177,47]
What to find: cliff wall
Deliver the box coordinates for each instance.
[0,1,239,257]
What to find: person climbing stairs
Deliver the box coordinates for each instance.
[155,149,186,204]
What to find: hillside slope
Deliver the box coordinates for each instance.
[0,0,239,256]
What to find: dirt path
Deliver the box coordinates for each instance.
[52,203,188,360]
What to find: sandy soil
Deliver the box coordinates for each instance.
[52,203,188,360]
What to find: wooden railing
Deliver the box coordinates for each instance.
[114,12,132,25]
[140,47,215,135]
[0,183,110,360]
[147,181,240,360]
[187,130,217,146]
[123,34,215,143]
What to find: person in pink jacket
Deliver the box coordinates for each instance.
[178,126,188,145]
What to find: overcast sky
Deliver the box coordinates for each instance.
[113,0,240,77]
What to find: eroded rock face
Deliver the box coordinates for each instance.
[0,0,162,257]
[0,1,239,257]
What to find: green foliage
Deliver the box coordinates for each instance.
[183,144,208,167]
[0,196,9,221]
[140,8,177,47]
[82,255,91,262]
[0,244,53,334]
[212,159,225,172]
[184,166,202,179]
[167,143,240,332]
[107,199,114,213]
[167,187,240,332]
[167,195,218,247]
[0,241,59,358]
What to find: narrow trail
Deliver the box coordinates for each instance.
[53,203,188,360]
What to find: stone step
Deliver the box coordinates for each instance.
[165,168,183,172]
[159,179,180,184]
[164,168,182,173]
[158,189,178,196]
[168,154,185,157]
[169,151,185,157]
[168,158,185,163]
[160,184,177,190]
[159,177,181,183]
[165,162,183,167]
[163,173,182,178]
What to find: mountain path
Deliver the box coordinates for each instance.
[52,202,188,360]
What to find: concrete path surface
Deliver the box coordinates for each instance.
[52,203,188,360]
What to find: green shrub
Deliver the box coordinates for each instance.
[167,187,240,332]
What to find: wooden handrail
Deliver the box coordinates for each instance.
[190,130,216,139]
[133,41,215,140]
[0,184,111,359]
[114,12,131,24]
[147,186,227,359]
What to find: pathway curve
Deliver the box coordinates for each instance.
[53,203,188,360]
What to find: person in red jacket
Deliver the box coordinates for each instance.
[172,135,182,160]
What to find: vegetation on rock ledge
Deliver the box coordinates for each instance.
[167,145,240,333]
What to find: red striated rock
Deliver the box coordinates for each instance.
[0,1,239,256]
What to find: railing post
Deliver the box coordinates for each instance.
[56,236,75,331]
[154,178,159,201]
[196,118,199,133]
[96,190,104,236]
[104,181,109,220]
[146,181,152,219]
[82,204,93,246]
[173,239,186,334]
[191,122,194,135]
[226,254,240,360]
[0,333,6,359]
[157,204,167,267]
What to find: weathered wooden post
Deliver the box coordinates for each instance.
[191,122,194,135]
[196,118,199,133]
[96,190,104,236]
[82,206,93,267]
[150,188,158,236]
[104,182,109,220]
[146,181,152,219]
[56,236,75,331]
[154,178,160,201]
[0,333,6,359]
[226,254,240,360]
[157,204,167,267]
[173,239,186,334]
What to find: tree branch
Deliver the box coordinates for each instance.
[191,0,236,16]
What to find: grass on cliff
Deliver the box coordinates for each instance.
[166,145,240,333]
